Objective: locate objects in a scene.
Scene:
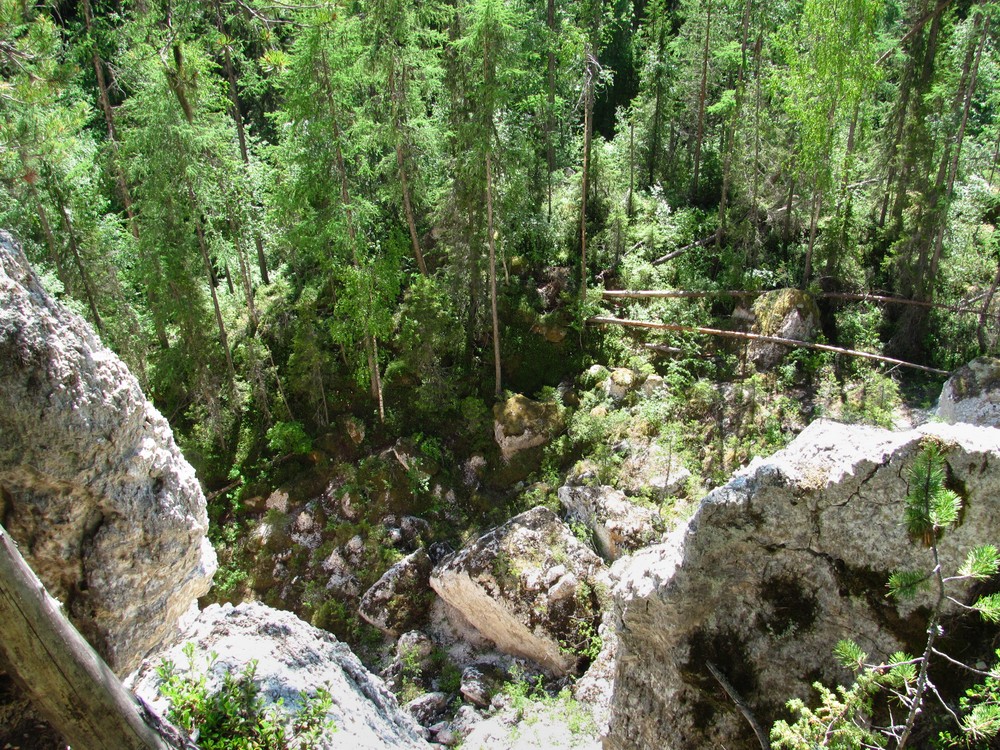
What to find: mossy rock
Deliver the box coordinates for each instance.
[749,288,820,370]
[938,357,1000,427]
[493,394,564,460]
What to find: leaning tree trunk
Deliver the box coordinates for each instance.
[580,46,595,301]
[691,0,713,200]
[0,524,193,750]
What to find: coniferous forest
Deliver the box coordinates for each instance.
[3,0,1000,643]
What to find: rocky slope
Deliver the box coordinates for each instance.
[605,418,1000,749]
[0,230,216,674]
[130,602,430,750]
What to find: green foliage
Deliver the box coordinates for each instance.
[266,421,313,456]
[157,643,334,749]
[502,666,597,740]
[774,443,1000,748]
[900,442,960,541]
[938,653,1000,747]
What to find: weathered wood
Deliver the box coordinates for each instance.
[604,289,759,300]
[0,524,192,750]
[602,288,983,315]
[644,343,687,355]
[650,232,718,265]
[588,316,951,376]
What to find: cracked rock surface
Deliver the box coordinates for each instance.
[130,602,430,750]
[606,419,1000,750]
[430,507,605,676]
[0,231,216,673]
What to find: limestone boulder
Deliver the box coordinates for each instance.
[430,507,605,675]
[359,548,435,636]
[558,485,664,561]
[617,442,691,499]
[130,602,430,750]
[493,395,564,460]
[0,231,216,673]
[605,419,1000,750]
[602,368,641,402]
[937,356,1000,427]
[578,364,610,389]
[748,288,820,370]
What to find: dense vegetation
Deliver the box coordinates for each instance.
[2,0,999,557]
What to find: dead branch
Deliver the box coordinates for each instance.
[706,661,770,750]
[651,231,719,265]
[588,316,951,376]
[601,288,984,316]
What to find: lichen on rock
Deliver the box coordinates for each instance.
[493,394,564,460]
[0,231,216,674]
[605,419,1000,750]
[937,356,1000,428]
[430,507,605,676]
[748,288,820,370]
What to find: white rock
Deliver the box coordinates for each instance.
[606,419,1000,750]
[937,357,1000,428]
[430,507,605,676]
[0,231,215,674]
[558,485,664,560]
[130,602,429,749]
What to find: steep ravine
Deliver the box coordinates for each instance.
[4,228,1000,749]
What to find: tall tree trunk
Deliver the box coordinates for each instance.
[321,47,385,420]
[227,204,259,332]
[627,119,635,219]
[186,180,236,387]
[546,0,556,218]
[486,152,501,397]
[783,175,796,240]
[82,0,166,348]
[580,46,595,300]
[213,0,269,285]
[391,64,428,276]
[54,193,104,334]
[826,100,861,280]
[24,178,66,288]
[82,0,140,240]
[718,0,753,237]
[647,17,667,186]
[691,0,713,200]
[927,12,986,289]
[888,0,942,240]
[802,186,823,287]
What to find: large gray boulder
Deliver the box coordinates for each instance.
[430,507,605,676]
[605,419,1000,750]
[493,395,564,460]
[359,547,434,636]
[747,288,820,370]
[558,485,664,561]
[937,356,1000,427]
[0,231,216,673]
[130,602,430,750]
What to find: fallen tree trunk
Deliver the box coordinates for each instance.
[604,289,759,300]
[651,232,718,265]
[0,524,194,750]
[588,316,950,376]
[602,288,984,315]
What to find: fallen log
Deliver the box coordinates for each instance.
[602,288,984,316]
[651,232,718,265]
[0,524,194,750]
[604,289,759,300]
[588,316,951,376]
